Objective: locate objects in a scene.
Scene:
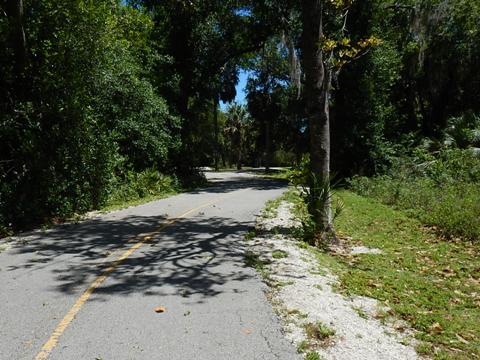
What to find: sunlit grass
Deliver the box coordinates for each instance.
[281,189,480,359]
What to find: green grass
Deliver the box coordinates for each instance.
[352,306,369,319]
[262,187,304,220]
[297,340,310,353]
[280,189,480,359]
[349,148,480,242]
[333,191,480,359]
[272,249,288,259]
[262,186,301,219]
[101,190,178,213]
[262,197,283,219]
[101,170,180,212]
[244,229,257,241]
[305,351,323,360]
[304,321,336,341]
[350,176,480,242]
[260,167,291,181]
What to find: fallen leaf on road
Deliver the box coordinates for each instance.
[242,328,253,335]
[154,306,166,313]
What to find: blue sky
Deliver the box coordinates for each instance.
[220,70,249,111]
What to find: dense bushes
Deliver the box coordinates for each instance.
[105,169,179,209]
[350,148,480,241]
[331,0,480,177]
[0,1,180,234]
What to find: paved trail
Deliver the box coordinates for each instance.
[0,172,299,360]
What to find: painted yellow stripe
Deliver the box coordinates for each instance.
[35,191,245,360]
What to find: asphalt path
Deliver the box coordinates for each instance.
[0,171,300,360]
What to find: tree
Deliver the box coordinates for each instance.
[0,1,179,231]
[4,0,26,84]
[224,103,250,170]
[300,0,379,241]
[246,38,290,170]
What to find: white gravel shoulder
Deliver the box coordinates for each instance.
[248,201,420,360]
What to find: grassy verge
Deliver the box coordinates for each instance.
[100,168,209,213]
[284,189,480,360]
[259,167,292,182]
[349,148,480,242]
[100,169,180,213]
[350,176,480,242]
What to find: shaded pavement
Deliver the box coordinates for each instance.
[0,172,300,360]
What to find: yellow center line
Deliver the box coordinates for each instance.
[35,190,246,360]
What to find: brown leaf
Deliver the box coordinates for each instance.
[456,334,470,344]
[428,322,443,334]
[367,279,382,288]
[441,267,456,277]
[449,298,462,305]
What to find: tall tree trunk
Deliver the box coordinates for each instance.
[265,120,271,172]
[301,0,333,235]
[5,0,26,94]
[236,131,242,170]
[213,97,219,171]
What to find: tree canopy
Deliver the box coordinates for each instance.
[0,0,478,238]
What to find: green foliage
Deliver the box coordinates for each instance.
[95,56,181,171]
[272,149,297,166]
[305,352,322,360]
[333,190,480,359]
[0,1,180,232]
[280,188,480,358]
[350,148,480,241]
[246,36,306,169]
[443,112,480,149]
[177,168,208,189]
[224,103,251,169]
[331,0,480,177]
[296,340,310,353]
[272,250,288,259]
[289,155,344,244]
[304,321,335,341]
[106,169,179,209]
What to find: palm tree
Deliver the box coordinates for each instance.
[224,103,250,170]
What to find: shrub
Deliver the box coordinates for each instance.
[349,148,480,241]
[106,169,179,207]
[289,155,344,244]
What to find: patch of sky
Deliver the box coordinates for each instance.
[220,69,251,110]
[233,7,252,17]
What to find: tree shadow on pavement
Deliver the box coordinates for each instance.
[198,172,286,194]
[3,173,287,303]
[6,214,257,302]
